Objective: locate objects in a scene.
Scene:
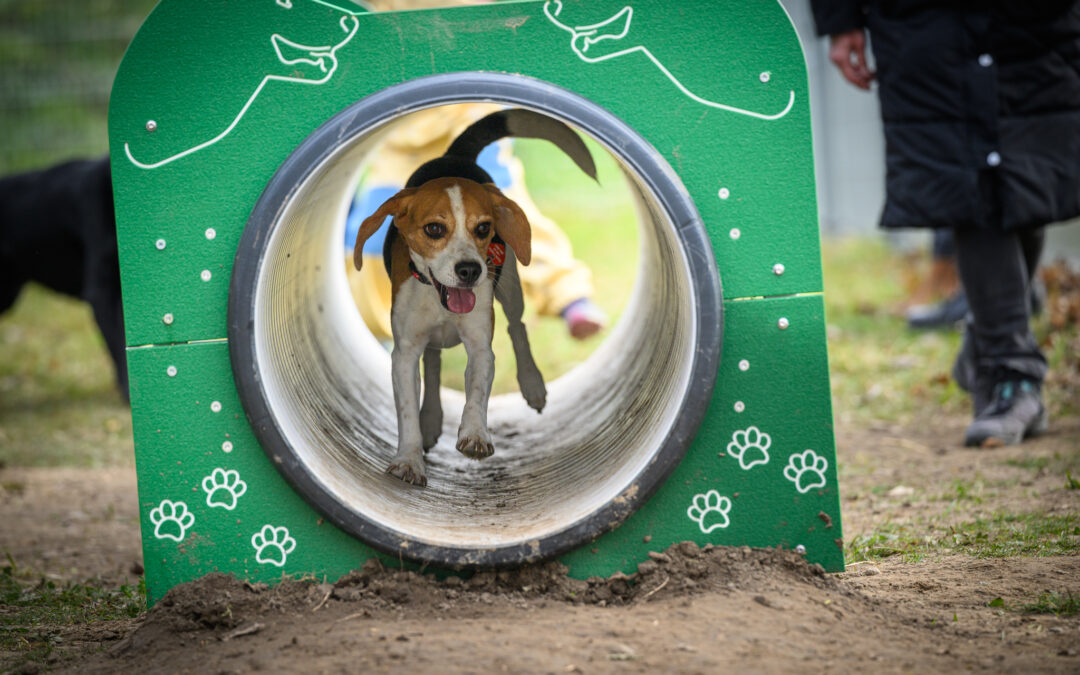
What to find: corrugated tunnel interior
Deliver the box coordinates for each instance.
[228,74,722,568]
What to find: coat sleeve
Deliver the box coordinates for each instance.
[809,0,867,36]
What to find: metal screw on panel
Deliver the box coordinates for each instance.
[739,359,750,371]
[778,317,790,330]
[155,239,167,250]
[773,263,785,276]
[166,365,177,377]
[795,544,807,555]
[729,228,741,240]
[719,187,730,200]
[211,401,222,413]
[201,270,212,282]
[163,313,174,325]
[222,441,234,453]
[759,71,771,83]
[205,228,217,240]
[734,401,746,413]
[146,120,157,132]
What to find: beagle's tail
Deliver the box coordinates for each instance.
[446,109,598,182]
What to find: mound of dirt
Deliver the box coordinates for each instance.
[88,544,838,670]
[47,543,1080,673]
[118,543,832,644]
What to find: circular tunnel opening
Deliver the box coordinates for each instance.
[228,73,722,568]
[343,102,640,394]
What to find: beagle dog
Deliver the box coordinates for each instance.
[353,109,596,486]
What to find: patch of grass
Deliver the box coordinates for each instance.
[822,238,1080,426]
[822,239,968,426]
[1066,469,1080,491]
[847,513,1080,564]
[944,478,985,504]
[1004,456,1052,472]
[947,513,1079,558]
[0,285,133,468]
[0,560,144,663]
[845,522,928,564]
[1020,590,1080,616]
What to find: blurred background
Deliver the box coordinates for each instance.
[0,4,1077,660]
[0,1,157,173]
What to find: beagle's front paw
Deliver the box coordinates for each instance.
[456,427,494,460]
[387,459,427,487]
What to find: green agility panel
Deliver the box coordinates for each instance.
[110,0,843,604]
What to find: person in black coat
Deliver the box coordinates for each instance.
[811,1,1080,446]
[0,157,128,399]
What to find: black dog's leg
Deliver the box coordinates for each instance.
[87,286,128,401]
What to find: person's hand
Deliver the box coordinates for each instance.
[829,29,874,90]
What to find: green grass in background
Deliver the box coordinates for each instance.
[0,287,132,467]
[845,513,1080,564]
[822,238,1079,426]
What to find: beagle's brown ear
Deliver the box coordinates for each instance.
[353,188,415,270]
[483,184,531,266]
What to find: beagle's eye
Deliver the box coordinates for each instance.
[475,221,492,238]
[423,222,446,239]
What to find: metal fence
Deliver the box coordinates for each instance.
[0,1,157,173]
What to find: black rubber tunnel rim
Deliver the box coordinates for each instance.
[228,72,723,569]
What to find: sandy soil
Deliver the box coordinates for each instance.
[1,417,1078,673]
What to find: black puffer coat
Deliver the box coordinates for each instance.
[812,1,1080,232]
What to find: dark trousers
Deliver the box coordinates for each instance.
[953,227,1046,386]
[931,228,956,259]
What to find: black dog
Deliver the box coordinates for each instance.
[0,157,127,398]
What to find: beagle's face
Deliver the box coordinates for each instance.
[354,177,532,315]
[398,178,495,313]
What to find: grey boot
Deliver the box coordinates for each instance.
[964,379,1048,447]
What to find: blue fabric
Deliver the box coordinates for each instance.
[345,142,515,252]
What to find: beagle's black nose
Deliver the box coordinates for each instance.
[455,261,482,285]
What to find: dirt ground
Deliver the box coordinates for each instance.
[0,416,1077,674]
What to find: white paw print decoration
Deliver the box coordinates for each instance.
[687,490,732,533]
[202,468,248,510]
[726,425,771,470]
[149,499,195,542]
[251,525,297,567]
[784,449,829,493]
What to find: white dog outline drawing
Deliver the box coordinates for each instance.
[542,0,795,121]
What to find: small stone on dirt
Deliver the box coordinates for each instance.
[886,485,915,498]
[677,541,700,558]
[637,560,658,576]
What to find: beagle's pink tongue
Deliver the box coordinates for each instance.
[446,287,476,314]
